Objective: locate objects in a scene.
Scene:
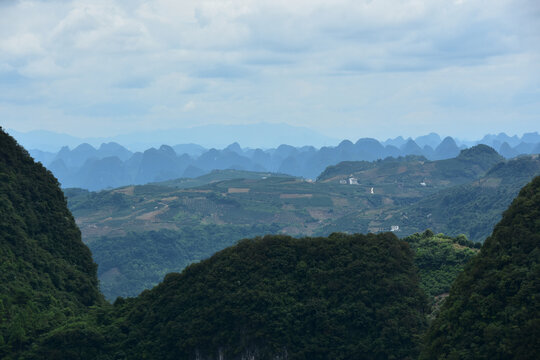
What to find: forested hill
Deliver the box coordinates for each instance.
[38,233,428,360]
[2,126,540,359]
[0,128,103,358]
[383,154,540,241]
[317,144,503,184]
[421,175,540,359]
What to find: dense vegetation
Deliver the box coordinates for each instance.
[404,231,480,300]
[4,127,540,359]
[27,233,429,360]
[115,233,429,359]
[389,155,540,241]
[0,128,103,358]
[91,225,280,300]
[91,226,480,301]
[0,129,440,359]
[26,231,480,359]
[421,175,540,359]
[317,145,503,184]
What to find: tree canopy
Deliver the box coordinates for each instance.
[421,176,540,359]
[0,128,103,358]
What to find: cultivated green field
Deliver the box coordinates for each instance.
[65,150,540,299]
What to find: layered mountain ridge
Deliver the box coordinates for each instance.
[24,131,540,191]
[2,128,540,359]
[67,145,540,299]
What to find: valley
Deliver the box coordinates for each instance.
[4,1,539,357]
[1,128,539,359]
[64,146,540,299]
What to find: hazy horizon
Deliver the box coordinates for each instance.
[7,123,540,153]
[6,123,540,149]
[9,123,540,141]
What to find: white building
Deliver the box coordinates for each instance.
[390,225,400,232]
[349,177,359,185]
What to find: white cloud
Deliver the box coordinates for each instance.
[182,100,196,111]
[0,0,538,140]
[0,33,43,56]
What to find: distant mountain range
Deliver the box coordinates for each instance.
[17,130,540,191]
[8,123,339,151]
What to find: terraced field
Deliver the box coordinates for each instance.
[69,174,441,241]
[64,151,540,299]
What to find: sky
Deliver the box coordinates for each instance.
[1,0,539,142]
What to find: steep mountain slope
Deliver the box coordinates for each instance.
[433,136,460,160]
[415,133,442,148]
[317,145,503,186]
[0,128,102,358]
[421,176,540,359]
[387,155,540,241]
[108,233,428,359]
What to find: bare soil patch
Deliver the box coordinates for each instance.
[228,188,250,193]
[113,186,134,195]
[280,193,313,199]
[136,204,169,221]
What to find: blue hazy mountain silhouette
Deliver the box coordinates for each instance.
[11,130,540,191]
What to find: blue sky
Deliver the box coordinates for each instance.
[1,0,539,141]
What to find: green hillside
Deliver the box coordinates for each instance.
[63,147,540,299]
[69,146,504,243]
[3,126,539,359]
[116,233,428,359]
[420,176,540,359]
[153,169,293,189]
[404,231,480,301]
[317,145,503,186]
[67,176,401,239]
[0,128,103,358]
[67,174,428,298]
[384,155,540,241]
[90,225,279,299]
[32,233,427,360]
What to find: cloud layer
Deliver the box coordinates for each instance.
[1,0,539,141]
